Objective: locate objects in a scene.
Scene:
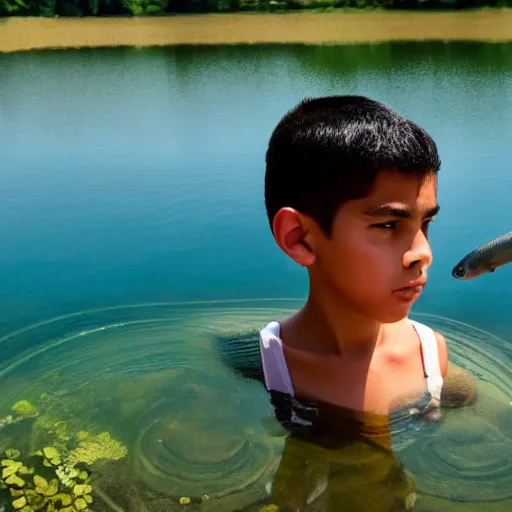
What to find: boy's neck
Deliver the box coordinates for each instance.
[284,288,384,357]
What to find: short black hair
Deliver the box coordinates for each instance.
[264,95,441,236]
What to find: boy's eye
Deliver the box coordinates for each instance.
[371,218,434,231]
[372,221,398,230]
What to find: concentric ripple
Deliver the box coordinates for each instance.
[397,313,512,503]
[0,299,301,411]
[0,300,298,511]
[0,302,511,507]
[414,313,512,399]
[132,371,280,502]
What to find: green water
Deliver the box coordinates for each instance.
[1,42,512,510]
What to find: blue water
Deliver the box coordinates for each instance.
[1,42,512,511]
[1,43,512,340]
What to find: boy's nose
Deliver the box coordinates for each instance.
[402,231,433,270]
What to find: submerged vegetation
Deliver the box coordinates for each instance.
[0,308,510,511]
[0,397,128,512]
[0,362,283,512]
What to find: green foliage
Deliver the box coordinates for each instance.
[0,0,29,15]
[2,0,512,17]
[0,396,128,512]
[11,402,38,420]
[66,432,127,467]
[0,450,93,512]
[121,0,168,15]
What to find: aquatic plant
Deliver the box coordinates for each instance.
[11,402,38,420]
[0,401,39,431]
[67,431,127,469]
[1,448,93,512]
[257,505,279,512]
[0,397,128,512]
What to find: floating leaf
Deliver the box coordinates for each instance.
[52,493,72,506]
[42,448,59,460]
[21,507,33,512]
[61,507,75,512]
[77,471,89,481]
[27,493,45,510]
[10,489,24,497]
[5,449,21,459]
[12,496,27,509]
[49,457,61,466]
[73,484,91,497]
[43,480,59,497]
[75,498,88,510]
[3,462,23,478]
[5,474,26,487]
[33,475,48,490]
[2,459,19,467]
[84,495,93,504]
[43,460,52,468]
[18,466,30,475]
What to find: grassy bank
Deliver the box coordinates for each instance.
[2,9,512,53]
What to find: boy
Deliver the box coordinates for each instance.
[260,95,448,425]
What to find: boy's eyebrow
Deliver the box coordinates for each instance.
[364,204,440,218]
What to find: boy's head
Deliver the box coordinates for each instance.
[265,96,441,322]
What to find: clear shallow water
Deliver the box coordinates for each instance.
[1,42,512,510]
[0,301,511,511]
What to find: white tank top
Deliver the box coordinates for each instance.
[259,319,443,409]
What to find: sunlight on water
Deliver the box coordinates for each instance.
[0,300,511,511]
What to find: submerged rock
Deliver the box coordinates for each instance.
[441,362,478,408]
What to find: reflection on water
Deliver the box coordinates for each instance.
[271,433,416,512]
[1,42,512,339]
[0,301,511,511]
[1,40,512,510]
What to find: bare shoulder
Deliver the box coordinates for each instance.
[433,330,448,378]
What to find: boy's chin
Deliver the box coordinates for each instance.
[374,305,413,324]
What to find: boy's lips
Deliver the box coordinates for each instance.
[394,279,427,292]
[392,279,426,301]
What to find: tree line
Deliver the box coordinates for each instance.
[1,0,511,20]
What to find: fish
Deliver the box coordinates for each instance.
[452,231,512,280]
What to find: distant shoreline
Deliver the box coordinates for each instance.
[2,10,512,53]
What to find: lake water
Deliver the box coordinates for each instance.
[1,42,512,511]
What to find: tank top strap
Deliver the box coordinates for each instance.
[259,321,295,396]
[410,319,443,403]
[259,319,443,406]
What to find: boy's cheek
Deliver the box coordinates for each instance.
[320,240,396,291]
[333,260,386,295]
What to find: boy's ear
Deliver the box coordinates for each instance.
[272,207,315,267]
